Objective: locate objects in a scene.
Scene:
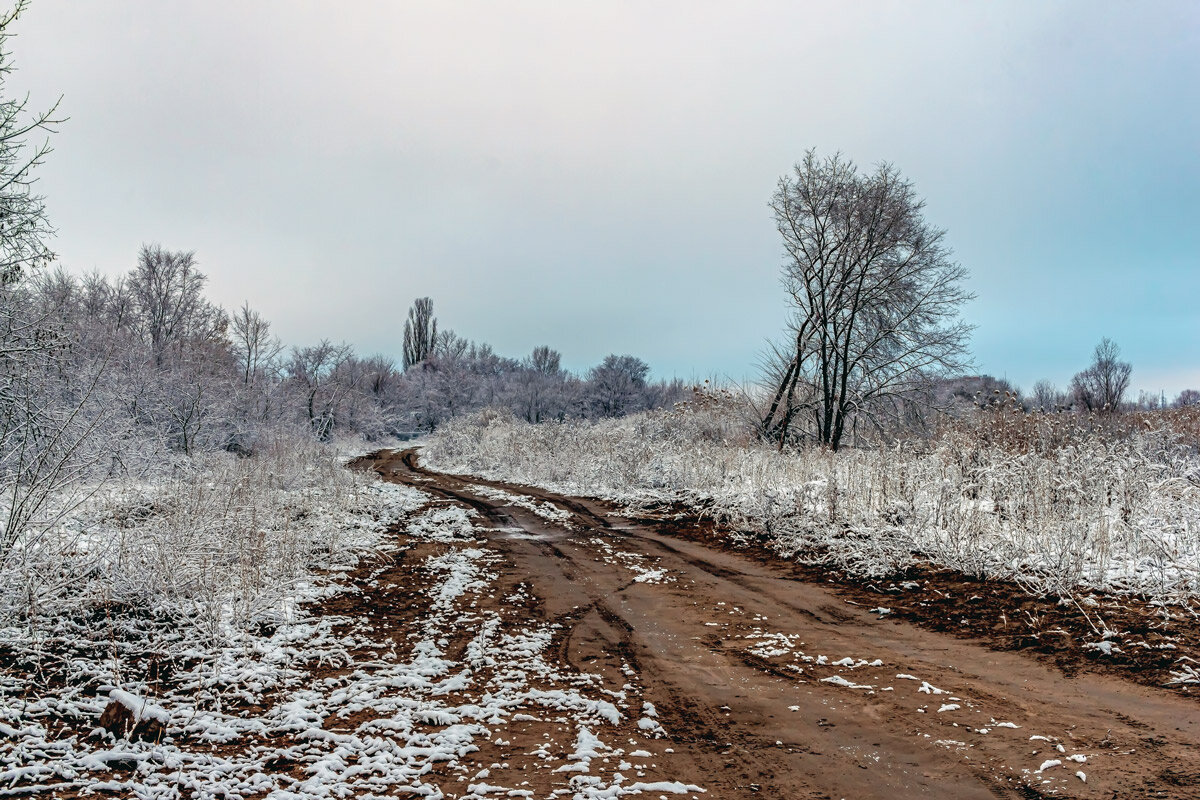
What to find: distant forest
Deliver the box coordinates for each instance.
[14,246,689,467]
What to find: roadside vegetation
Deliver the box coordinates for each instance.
[425,398,1200,602]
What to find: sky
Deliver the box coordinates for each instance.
[9,1,1200,396]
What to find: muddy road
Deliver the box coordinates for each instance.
[357,449,1200,799]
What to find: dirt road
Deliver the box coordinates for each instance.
[355,449,1200,799]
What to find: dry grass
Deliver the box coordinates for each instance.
[424,399,1200,604]
[0,431,418,684]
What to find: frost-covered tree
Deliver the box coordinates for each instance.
[0,3,104,553]
[0,1,57,285]
[230,302,281,386]
[761,150,974,450]
[120,246,236,453]
[326,354,400,440]
[512,346,567,423]
[286,340,352,440]
[128,244,226,368]
[530,345,561,376]
[402,297,437,370]
[16,248,682,459]
[1070,338,1132,413]
[587,355,650,418]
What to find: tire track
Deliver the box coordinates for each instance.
[355,448,1200,800]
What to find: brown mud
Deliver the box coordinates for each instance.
[348,448,1200,800]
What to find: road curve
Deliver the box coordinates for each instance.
[359,448,1200,800]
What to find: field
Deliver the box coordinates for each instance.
[0,399,1198,797]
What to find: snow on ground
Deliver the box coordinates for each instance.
[0,462,426,796]
[0,465,699,798]
[1168,656,1200,685]
[721,615,1102,791]
[463,483,574,526]
[587,535,675,586]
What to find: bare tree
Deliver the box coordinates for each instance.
[402,297,437,369]
[515,346,564,423]
[286,340,352,439]
[1030,379,1063,413]
[0,1,60,285]
[1174,389,1200,408]
[326,354,400,439]
[0,276,107,553]
[434,328,470,361]
[1070,338,1132,413]
[121,246,235,453]
[358,353,399,400]
[760,150,974,450]
[230,302,282,385]
[128,244,226,367]
[530,345,561,376]
[587,355,649,418]
[0,4,109,555]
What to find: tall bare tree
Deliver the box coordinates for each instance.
[1070,338,1132,413]
[230,302,281,385]
[402,297,437,370]
[760,150,974,450]
[0,3,106,554]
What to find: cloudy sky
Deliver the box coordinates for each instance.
[11,1,1200,395]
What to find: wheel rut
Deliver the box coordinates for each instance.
[352,448,1200,800]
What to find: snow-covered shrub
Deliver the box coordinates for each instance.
[424,403,1200,602]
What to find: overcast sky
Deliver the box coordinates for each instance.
[11,1,1200,395]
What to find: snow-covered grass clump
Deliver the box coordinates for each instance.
[0,434,425,691]
[424,404,1200,602]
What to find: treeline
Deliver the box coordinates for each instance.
[12,245,687,469]
[938,338,1198,416]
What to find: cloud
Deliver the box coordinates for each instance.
[11,1,1199,389]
